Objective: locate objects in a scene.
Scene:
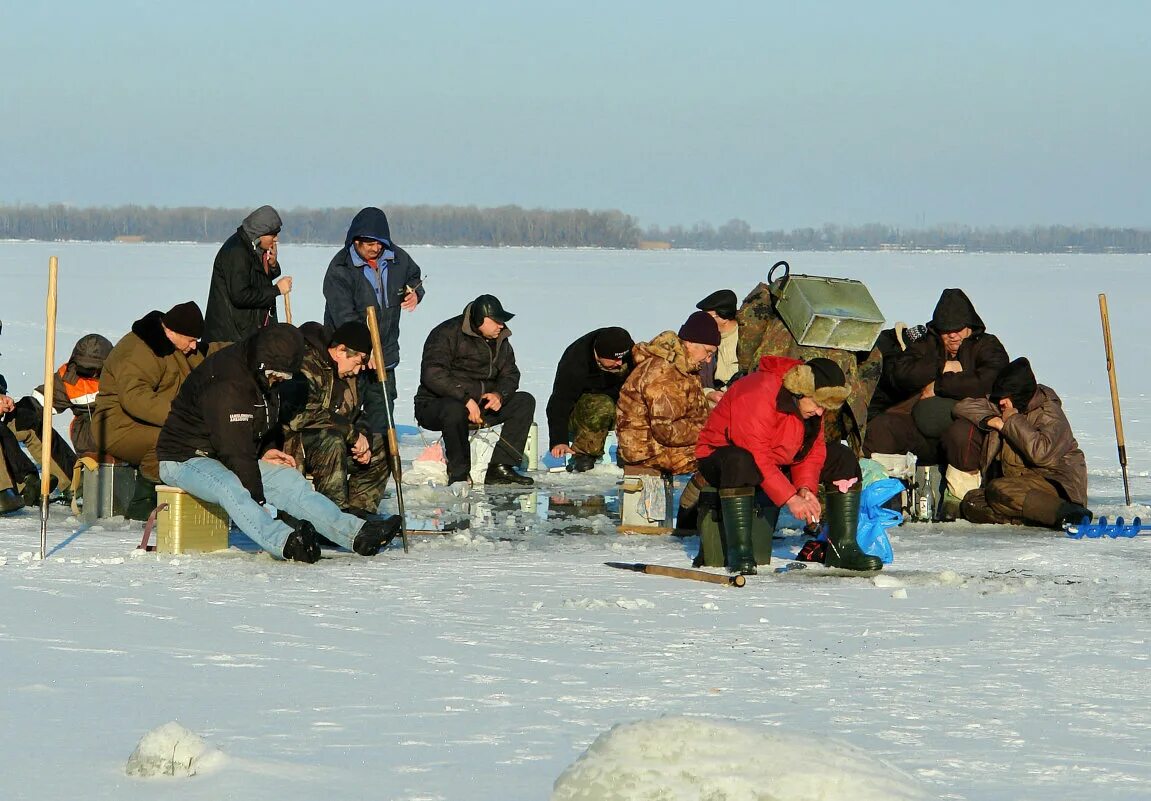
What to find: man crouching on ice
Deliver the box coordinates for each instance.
[156,324,400,563]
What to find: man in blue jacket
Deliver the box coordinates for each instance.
[322,207,425,434]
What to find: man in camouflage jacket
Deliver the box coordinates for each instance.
[281,321,390,514]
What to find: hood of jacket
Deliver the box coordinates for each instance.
[929,288,986,335]
[344,206,392,247]
[756,354,804,382]
[69,333,113,371]
[633,331,698,375]
[240,205,282,244]
[131,310,177,357]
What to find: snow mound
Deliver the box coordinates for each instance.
[124,721,226,778]
[551,715,928,801]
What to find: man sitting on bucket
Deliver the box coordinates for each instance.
[690,356,880,575]
[156,324,400,563]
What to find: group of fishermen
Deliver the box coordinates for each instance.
[0,206,1091,572]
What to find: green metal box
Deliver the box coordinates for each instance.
[770,262,885,352]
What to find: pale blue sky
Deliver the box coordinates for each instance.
[2,1,1147,229]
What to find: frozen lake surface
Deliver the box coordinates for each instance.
[1,243,1150,800]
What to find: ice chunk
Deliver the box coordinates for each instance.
[124,721,225,778]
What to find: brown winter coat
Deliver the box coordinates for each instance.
[953,385,1088,505]
[92,311,207,453]
[617,331,710,474]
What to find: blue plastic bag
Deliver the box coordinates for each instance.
[857,478,903,564]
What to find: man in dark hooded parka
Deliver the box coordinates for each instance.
[863,288,1009,510]
[322,207,425,434]
[203,205,291,344]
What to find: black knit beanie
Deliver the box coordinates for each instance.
[162,301,204,338]
[330,321,373,356]
[677,311,721,347]
[593,327,635,359]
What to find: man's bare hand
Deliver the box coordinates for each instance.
[275,276,293,295]
[351,433,371,464]
[920,381,936,399]
[401,290,419,312]
[261,449,296,468]
[480,392,502,413]
[0,395,14,416]
[551,444,574,458]
[785,487,822,525]
[942,360,963,374]
[465,398,484,426]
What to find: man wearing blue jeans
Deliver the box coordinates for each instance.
[157,324,400,563]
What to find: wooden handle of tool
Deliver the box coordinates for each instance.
[39,257,59,559]
[40,258,59,500]
[1099,294,1125,450]
[642,564,746,587]
[283,291,293,325]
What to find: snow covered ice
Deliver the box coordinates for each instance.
[2,243,1151,800]
[551,716,928,801]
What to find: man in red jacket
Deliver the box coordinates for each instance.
[694,355,879,574]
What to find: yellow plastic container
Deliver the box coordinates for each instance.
[155,485,229,554]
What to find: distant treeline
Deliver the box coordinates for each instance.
[1,204,1150,253]
[0,204,641,249]
[643,219,1151,253]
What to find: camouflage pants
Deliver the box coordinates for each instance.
[569,393,617,457]
[960,472,1065,529]
[300,429,391,513]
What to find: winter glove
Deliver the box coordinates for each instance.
[13,396,43,431]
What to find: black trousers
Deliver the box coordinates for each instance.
[697,442,861,492]
[415,392,536,482]
[863,413,983,470]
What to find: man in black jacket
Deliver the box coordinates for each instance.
[157,324,400,563]
[863,288,1010,514]
[322,207,424,433]
[415,295,535,490]
[203,205,292,344]
[546,327,633,472]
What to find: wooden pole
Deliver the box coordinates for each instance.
[283,291,293,324]
[364,306,409,552]
[1099,293,1131,506]
[39,257,59,559]
[605,562,746,587]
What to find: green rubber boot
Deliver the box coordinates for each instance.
[719,488,757,576]
[823,488,882,572]
[125,474,158,522]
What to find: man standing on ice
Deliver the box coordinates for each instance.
[415,294,535,492]
[546,326,634,473]
[323,207,424,434]
[203,205,292,345]
[157,324,400,563]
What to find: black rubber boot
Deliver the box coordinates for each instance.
[125,474,158,521]
[824,488,882,572]
[352,514,403,556]
[0,488,26,515]
[283,519,322,563]
[719,488,756,575]
[1054,501,1093,529]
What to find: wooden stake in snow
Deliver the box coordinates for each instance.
[365,305,409,553]
[39,257,59,560]
[1099,294,1131,506]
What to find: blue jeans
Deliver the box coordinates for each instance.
[159,457,364,559]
